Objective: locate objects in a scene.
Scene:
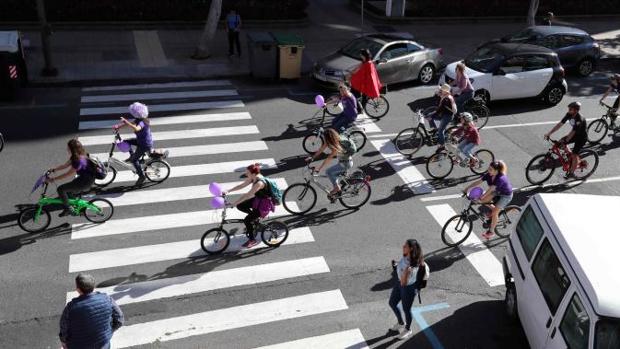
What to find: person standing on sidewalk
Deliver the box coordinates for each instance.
[59,273,124,349]
[543,12,554,25]
[226,9,242,57]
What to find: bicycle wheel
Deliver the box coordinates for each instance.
[525,153,556,185]
[348,130,367,152]
[83,198,114,223]
[441,214,473,247]
[394,128,425,156]
[426,152,454,179]
[260,221,289,247]
[494,206,521,238]
[470,149,494,175]
[283,183,317,215]
[573,149,599,180]
[587,119,608,144]
[302,133,323,154]
[469,104,490,129]
[338,177,371,209]
[94,162,117,187]
[18,207,51,233]
[201,228,230,254]
[325,95,342,116]
[364,96,389,119]
[145,160,171,183]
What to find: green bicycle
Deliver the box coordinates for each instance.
[18,170,114,233]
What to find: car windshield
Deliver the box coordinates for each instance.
[464,46,504,73]
[595,318,620,348]
[339,38,383,60]
[505,28,540,43]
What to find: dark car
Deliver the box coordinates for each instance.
[495,26,600,77]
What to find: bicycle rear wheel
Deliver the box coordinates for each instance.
[364,96,389,119]
[325,95,341,116]
[469,104,490,129]
[302,133,323,154]
[338,177,371,209]
[145,160,171,183]
[348,130,367,152]
[587,119,608,144]
[494,205,522,238]
[426,152,454,179]
[83,198,114,223]
[260,221,289,247]
[283,183,317,215]
[573,149,599,180]
[394,128,424,156]
[94,162,116,187]
[441,214,473,247]
[470,149,494,175]
[201,228,230,254]
[525,153,556,185]
[18,207,51,233]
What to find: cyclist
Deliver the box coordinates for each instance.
[544,101,587,179]
[462,160,513,240]
[330,83,359,133]
[305,128,355,200]
[451,63,474,113]
[453,112,481,166]
[223,163,273,249]
[427,83,457,151]
[599,73,620,128]
[349,48,382,111]
[115,102,153,186]
[46,139,96,217]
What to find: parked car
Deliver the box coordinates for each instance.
[492,26,601,77]
[313,33,444,87]
[503,193,620,349]
[440,43,567,105]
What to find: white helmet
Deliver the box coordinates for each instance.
[128,102,149,119]
[461,112,474,123]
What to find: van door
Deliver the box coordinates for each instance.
[545,291,592,349]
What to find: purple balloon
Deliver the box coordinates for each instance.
[116,141,131,153]
[468,187,484,200]
[315,95,325,108]
[210,196,226,209]
[209,182,223,197]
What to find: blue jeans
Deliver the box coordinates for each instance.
[126,138,150,178]
[389,283,418,330]
[326,160,352,187]
[331,116,354,133]
[455,90,474,113]
[457,140,476,159]
[428,113,452,146]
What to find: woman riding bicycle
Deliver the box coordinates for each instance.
[114,102,153,187]
[330,83,359,133]
[599,73,620,127]
[349,48,382,111]
[47,139,96,217]
[427,84,457,151]
[306,128,355,200]
[462,160,513,240]
[451,63,474,113]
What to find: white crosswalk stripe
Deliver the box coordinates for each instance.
[81,100,245,116]
[81,89,238,103]
[253,329,369,349]
[82,79,231,92]
[79,111,251,130]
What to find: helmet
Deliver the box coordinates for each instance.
[567,101,581,111]
[461,112,474,122]
[129,102,149,119]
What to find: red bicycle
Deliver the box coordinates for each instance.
[525,138,599,185]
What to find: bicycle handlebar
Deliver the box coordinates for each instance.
[600,102,614,110]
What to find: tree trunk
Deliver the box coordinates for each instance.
[527,0,540,26]
[192,0,223,59]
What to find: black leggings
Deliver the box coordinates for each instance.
[57,176,95,209]
[237,199,260,239]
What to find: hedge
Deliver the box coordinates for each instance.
[0,0,308,22]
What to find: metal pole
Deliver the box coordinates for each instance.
[36,0,57,76]
[361,0,364,29]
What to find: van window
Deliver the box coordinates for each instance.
[516,206,544,260]
[560,293,590,349]
[595,318,620,349]
[532,239,571,315]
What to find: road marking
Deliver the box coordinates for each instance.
[68,227,315,272]
[71,202,296,239]
[133,30,168,68]
[420,193,462,202]
[82,80,231,92]
[79,111,252,130]
[253,329,368,349]
[426,204,504,287]
[356,113,382,133]
[80,100,244,116]
[101,158,277,183]
[99,178,288,207]
[371,139,434,195]
[90,140,269,160]
[79,125,259,146]
[81,89,239,103]
[411,303,450,349]
[111,290,348,348]
[368,133,397,139]
[66,256,329,305]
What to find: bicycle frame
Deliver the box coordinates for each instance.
[303,166,369,195]
[215,196,267,232]
[30,177,101,220]
[102,131,152,172]
[547,140,575,173]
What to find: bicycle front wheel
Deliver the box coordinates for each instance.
[441,214,473,247]
[83,198,114,223]
[494,205,521,238]
[283,183,317,215]
[470,149,495,175]
[338,177,371,209]
[364,96,389,119]
[587,119,608,144]
[302,133,323,154]
[426,152,453,179]
[325,95,341,116]
[348,130,367,152]
[573,149,599,180]
[469,104,490,129]
[95,162,117,187]
[525,153,555,185]
[394,128,424,156]
[261,221,289,247]
[201,228,230,254]
[145,160,171,183]
[18,207,51,233]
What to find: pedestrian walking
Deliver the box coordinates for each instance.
[59,274,124,349]
[543,12,554,26]
[226,9,242,57]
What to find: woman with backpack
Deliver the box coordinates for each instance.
[46,139,96,217]
[114,102,153,187]
[305,128,356,200]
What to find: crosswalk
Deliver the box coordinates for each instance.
[69,80,369,348]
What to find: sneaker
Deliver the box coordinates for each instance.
[242,239,259,249]
[482,220,491,229]
[58,208,75,217]
[134,176,146,187]
[398,329,413,340]
[481,231,495,240]
[390,323,404,333]
[124,157,132,163]
[563,172,575,180]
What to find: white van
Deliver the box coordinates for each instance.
[503,193,620,349]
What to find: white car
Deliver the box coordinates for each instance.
[440,42,568,105]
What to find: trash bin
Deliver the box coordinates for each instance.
[272,33,304,79]
[0,31,27,100]
[246,32,277,79]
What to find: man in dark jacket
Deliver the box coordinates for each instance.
[59,274,124,349]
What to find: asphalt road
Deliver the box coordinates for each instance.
[1,70,619,349]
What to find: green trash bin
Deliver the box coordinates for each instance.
[246,32,277,79]
[272,33,304,79]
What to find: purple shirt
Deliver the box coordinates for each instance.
[481,172,512,196]
[341,94,358,121]
[455,73,473,93]
[135,120,154,149]
[71,156,91,177]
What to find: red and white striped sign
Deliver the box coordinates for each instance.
[8,65,18,79]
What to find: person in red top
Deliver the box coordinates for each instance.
[453,112,481,165]
[348,49,383,110]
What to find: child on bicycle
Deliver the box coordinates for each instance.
[330,83,359,133]
[114,102,153,187]
[453,112,481,166]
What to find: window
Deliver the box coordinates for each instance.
[524,55,551,72]
[464,46,504,73]
[380,43,409,60]
[499,56,526,74]
[539,35,561,49]
[595,318,620,349]
[560,293,590,349]
[516,206,544,260]
[407,43,422,53]
[340,38,383,60]
[560,35,585,47]
[532,239,571,315]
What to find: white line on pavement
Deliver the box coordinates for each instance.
[356,113,382,133]
[111,290,348,348]
[426,204,504,287]
[81,89,239,103]
[420,193,463,202]
[68,227,315,272]
[78,111,252,130]
[80,100,244,116]
[82,80,231,92]
[253,329,369,349]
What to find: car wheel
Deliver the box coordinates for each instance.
[544,85,564,106]
[418,64,435,85]
[505,285,518,321]
[577,58,594,77]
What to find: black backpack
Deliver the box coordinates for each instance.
[415,262,430,304]
[87,155,108,180]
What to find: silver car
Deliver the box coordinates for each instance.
[313,33,444,87]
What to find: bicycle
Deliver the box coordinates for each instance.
[95,129,171,187]
[525,138,599,185]
[282,165,371,215]
[586,102,619,144]
[425,135,495,179]
[302,106,367,155]
[441,189,521,247]
[393,109,459,157]
[200,194,289,254]
[324,93,390,120]
[17,170,114,233]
